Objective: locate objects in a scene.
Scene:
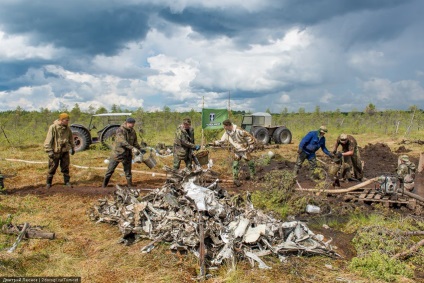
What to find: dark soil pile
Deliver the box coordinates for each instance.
[360,143,399,178]
[395,145,412,153]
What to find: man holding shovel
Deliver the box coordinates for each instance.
[102,117,144,188]
[173,117,200,170]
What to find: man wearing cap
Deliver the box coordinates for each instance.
[44,112,75,189]
[102,117,144,188]
[173,117,200,170]
[397,155,416,191]
[214,119,256,187]
[294,126,333,179]
[333,134,363,181]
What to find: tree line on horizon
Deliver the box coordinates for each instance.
[0,103,422,147]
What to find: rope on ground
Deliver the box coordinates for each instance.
[4,158,168,177]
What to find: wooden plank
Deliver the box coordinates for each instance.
[358,193,367,203]
[374,194,382,200]
[366,193,375,199]
[406,198,417,210]
[382,196,391,207]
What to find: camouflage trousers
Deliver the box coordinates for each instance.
[47,151,70,183]
[173,153,192,170]
[343,149,363,180]
[232,151,255,180]
[293,152,317,178]
[104,157,132,180]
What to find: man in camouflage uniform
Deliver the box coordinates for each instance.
[397,155,416,192]
[173,118,200,170]
[214,119,256,187]
[102,117,144,188]
[44,113,75,189]
[332,133,363,181]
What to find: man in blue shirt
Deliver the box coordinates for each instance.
[294,126,333,179]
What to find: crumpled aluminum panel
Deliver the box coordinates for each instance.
[89,169,340,268]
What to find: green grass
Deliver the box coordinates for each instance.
[342,212,422,282]
[350,251,413,282]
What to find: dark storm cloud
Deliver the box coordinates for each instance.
[0,61,48,91]
[0,1,152,56]
[0,0,423,112]
[159,0,410,43]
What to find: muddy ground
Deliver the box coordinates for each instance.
[5,142,422,196]
[3,142,423,267]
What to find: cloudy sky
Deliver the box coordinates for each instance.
[0,0,423,113]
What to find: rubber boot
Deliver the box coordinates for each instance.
[64,175,72,188]
[102,175,111,188]
[248,160,256,180]
[232,161,241,187]
[46,176,53,189]
[0,176,4,189]
[126,177,133,188]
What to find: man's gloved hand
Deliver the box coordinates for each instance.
[48,151,55,158]
[70,148,75,155]
[336,152,343,158]
[297,148,303,154]
[329,153,334,158]
[194,145,201,151]
[332,150,337,155]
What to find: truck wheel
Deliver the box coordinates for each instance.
[71,127,91,152]
[101,126,119,150]
[273,127,292,144]
[252,126,270,144]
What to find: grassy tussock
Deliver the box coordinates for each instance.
[343,212,422,282]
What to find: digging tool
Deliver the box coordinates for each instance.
[191,150,202,170]
[316,158,328,165]
[7,222,29,253]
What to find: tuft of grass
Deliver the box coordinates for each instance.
[350,251,413,282]
[343,212,422,282]
[251,170,295,218]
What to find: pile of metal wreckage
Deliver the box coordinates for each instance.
[89,168,340,271]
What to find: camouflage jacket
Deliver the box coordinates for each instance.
[44,120,75,154]
[397,162,416,181]
[174,125,195,160]
[111,123,141,161]
[217,124,255,152]
[333,135,358,153]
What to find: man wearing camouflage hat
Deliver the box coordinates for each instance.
[396,155,416,191]
[44,112,75,189]
[173,117,200,170]
[332,133,364,181]
[294,126,333,179]
[102,117,144,188]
